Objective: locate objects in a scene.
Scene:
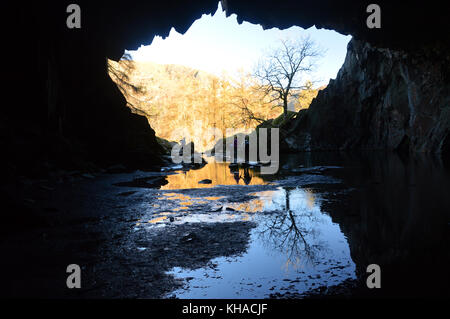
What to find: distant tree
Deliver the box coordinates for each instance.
[254,37,324,118]
[108,53,147,114]
[229,72,269,127]
[227,71,280,128]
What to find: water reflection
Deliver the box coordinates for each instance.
[270,151,450,297]
[148,216,167,224]
[161,158,267,190]
[241,188,346,272]
[166,187,355,298]
[255,188,327,269]
[159,151,449,297]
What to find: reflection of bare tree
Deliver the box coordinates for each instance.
[257,187,326,268]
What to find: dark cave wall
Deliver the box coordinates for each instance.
[2,1,221,173]
[2,1,186,172]
[284,38,450,152]
[225,0,450,51]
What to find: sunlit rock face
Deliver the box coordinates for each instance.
[285,39,450,153]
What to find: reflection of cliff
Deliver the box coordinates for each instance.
[321,153,450,297]
[161,160,267,189]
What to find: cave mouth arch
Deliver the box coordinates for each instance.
[7,0,450,172]
[110,1,351,153]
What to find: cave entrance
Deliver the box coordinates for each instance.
[108,1,350,155]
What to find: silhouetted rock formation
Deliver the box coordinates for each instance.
[284,39,450,153]
[225,1,449,52]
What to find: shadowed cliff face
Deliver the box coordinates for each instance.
[284,39,450,153]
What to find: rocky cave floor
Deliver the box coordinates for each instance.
[0,164,385,298]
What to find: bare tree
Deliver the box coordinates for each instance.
[254,37,324,118]
[227,71,278,128]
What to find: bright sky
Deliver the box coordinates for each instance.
[126,2,351,87]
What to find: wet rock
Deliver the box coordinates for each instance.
[161,164,183,172]
[180,233,198,243]
[113,176,168,189]
[117,191,137,197]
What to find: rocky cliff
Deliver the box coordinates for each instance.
[284,38,450,154]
